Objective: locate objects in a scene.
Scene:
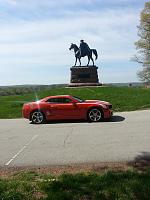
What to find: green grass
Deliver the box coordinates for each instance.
[0,86,150,118]
[0,170,150,200]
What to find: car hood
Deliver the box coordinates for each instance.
[85,100,110,105]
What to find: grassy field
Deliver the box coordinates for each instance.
[0,86,150,118]
[0,169,150,200]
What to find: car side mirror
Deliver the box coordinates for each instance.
[72,102,77,106]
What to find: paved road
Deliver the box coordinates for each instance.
[0,110,149,167]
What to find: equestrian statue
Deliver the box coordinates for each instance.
[69,40,98,67]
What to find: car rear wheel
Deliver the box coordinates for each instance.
[31,111,45,124]
[88,108,103,122]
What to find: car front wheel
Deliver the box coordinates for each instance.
[88,108,103,122]
[30,111,45,124]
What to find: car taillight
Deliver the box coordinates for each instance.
[23,103,30,110]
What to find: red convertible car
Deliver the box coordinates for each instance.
[22,95,113,124]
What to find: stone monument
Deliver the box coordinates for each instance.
[69,40,102,87]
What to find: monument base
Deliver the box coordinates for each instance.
[68,83,102,87]
[68,65,102,87]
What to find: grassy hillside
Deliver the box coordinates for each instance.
[0,86,150,118]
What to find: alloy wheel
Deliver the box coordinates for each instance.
[88,108,102,122]
[31,111,44,124]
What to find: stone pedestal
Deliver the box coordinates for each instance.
[68,66,102,87]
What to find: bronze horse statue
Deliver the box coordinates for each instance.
[69,43,98,66]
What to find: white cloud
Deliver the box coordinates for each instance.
[0,8,139,56]
[0,3,141,85]
[0,0,143,7]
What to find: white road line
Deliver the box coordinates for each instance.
[5,134,38,166]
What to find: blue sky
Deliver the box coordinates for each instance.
[0,0,147,85]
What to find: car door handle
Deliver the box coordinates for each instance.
[50,106,58,109]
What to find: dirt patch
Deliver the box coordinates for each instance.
[0,162,132,178]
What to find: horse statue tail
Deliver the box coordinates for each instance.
[92,49,98,60]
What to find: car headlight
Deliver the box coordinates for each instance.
[101,104,112,109]
[100,104,108,109]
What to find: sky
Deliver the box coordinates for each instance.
[0,0,147,85]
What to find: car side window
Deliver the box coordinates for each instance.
[46,98,72,104]
[61,98,72,103]
[46,98,61,103]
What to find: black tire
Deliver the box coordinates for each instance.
[87,108,103,122]
[30,110,45,124]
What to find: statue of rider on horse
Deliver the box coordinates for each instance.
[79,40,90,57]
[69,40,98,67]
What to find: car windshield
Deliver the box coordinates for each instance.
[71,96,85,103]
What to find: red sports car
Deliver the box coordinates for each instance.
[22,95,113,124]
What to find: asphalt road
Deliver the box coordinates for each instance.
[0,110,149,167]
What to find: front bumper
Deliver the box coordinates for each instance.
[103,109,113,119]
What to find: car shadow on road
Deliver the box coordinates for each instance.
[31,119,88,125]
[30,115,125,125]
[107,115,125,122]
[128,152,150,171]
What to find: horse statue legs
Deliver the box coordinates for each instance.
[87,50,94,66]
[74,57,81,67]
[87,56,94,66]
[79,58,81,66]
[74,57,77,66]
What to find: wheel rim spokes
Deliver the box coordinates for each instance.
[32,112,43,123]
[89,109,101,121]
